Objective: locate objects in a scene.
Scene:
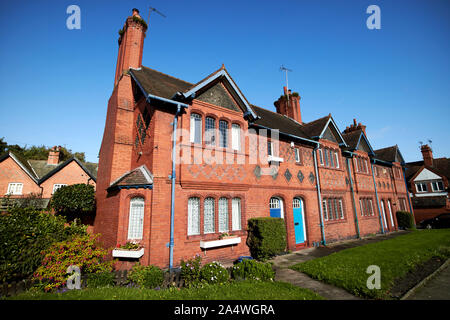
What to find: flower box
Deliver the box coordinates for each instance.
[200,236,241,249]
[112,248,144,259]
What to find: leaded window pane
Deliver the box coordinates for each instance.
[190,113,202,144]
[323,200,328,220]
[205,117,216,146]
[218,197,229,232]
[231,124,241,151]
[219,120,228,148]
[232,198,241,231]
[128,198,144,240]
[204,197,215,234]
[188,197,200,235]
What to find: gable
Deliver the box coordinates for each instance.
[320,119,346,146]
[357,135,372,154]
[322,126,338,143]
[196,81,241,112]
[414,168,443,181]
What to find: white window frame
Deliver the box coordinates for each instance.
[334,152,340,168]
[6,183,23,195]
[203,197,215,234]
[52,183,67,194]
[190,113,202,144]
[431,180,444,192]
[322,199,328,221]
[188,197,200,236]
[415,182,428,193]
[231,123,241,151]
[295,148,301,163]
[318,149,324,165]
[218,197,229,232]
[205,117,216,146]
[127,197,145,240]
[231,198,241,231]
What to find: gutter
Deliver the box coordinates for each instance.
[249,123,319,146]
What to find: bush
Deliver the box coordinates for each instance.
[0,207,86,283]
[231,259,275,281]
[396,211,415,229]
[127,264,164,289]
[247,217,287,260]
[87,272,115,288]
[199,261,229,285]
[33,234,112,292]
[180,254,202,287]
[50,183,95,222]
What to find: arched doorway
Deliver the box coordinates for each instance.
[269,197,284,218]
[292,197,307,244]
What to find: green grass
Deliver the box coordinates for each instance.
[7,280,323,300]
[290,229,450,299]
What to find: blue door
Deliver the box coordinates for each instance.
[269,198,282,218]
[293,198,305,244]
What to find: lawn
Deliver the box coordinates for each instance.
[290,229,450,299]
[7,280,323,300]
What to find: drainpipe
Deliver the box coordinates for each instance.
[370,162,385,234]
[169,105,182,272]
[346,157,360,238]
[402,166,416,226]
[312,145,326,246]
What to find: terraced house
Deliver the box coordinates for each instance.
[94,9,413,269]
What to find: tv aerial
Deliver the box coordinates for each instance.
[280,65,292,100]
[147,6,166,26]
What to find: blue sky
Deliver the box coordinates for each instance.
[0,0,449,163]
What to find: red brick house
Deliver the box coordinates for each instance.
[94,9,413,269]
[406,144,450,224]
[0,146,97,209]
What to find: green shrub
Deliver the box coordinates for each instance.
[33,234,112,292]
[231,259,275,281]
[0,207,86,283]
[180,254,202,287]
[127,264,164,289]
[199,261,229,285]
[50,183,95,222]
[87,272,115,288]
[396,211,415,229]
[247,217,287,260]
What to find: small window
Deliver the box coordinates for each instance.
[324,149,329,166]
[190,113,202,144]
[231,124,241,151]
[267,140,273,156]
[334,152,340,168]
[329,149,334,167]
[128,197,145,240]
[6,183,23,195]
[431,181,444,192]
[219,120,228,148]
[52,184,67,194]
[295,148,301,163]
[232,198,242,231]
[218,197,229,232]
[204,197,215,234]
[188,197,200,235]
[205,117,216,146]
[416,183,428,193]
[318,149,324,165]
[322,200,328,221]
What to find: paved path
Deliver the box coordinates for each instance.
[269,231,408,300]
[406,262,450,300]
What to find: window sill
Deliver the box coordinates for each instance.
[112,248,144,259]
[200,236,241,249]
[268,155,284,163]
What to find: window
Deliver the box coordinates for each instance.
[334,152,340,168]
[205,117,216,146]
[232,198,242,231]
[295,148,301,163]
[267,140,273,156]
[204,197,215,234]
[218,197,229,232]
[323,197,345,220]
[52,184,67,194]
[431,180,444,192]
[231,124,241,151]
[329,149,334,168]
[6,183,23,195]
[190,113,202,144]
[318,149,324,165]
[416,182,428,193]
[219,120,228,148]
[128,198,145,240]
[324,149,329,166]
[322,200,328,221]
[188,197,200,235]
[373,166,378,177]
[360,198,374,217]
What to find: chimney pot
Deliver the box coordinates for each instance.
[421,144,433,167]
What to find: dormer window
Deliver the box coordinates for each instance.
[416,182,428,193]
[431,180,444,192]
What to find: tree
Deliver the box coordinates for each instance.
[50,184,95,223]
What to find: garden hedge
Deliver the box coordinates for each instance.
[396,211,415,229]
[246,217,287,260]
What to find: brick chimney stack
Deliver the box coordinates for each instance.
[343,118,367,136]
[274,86,302,123]
[421,144,433,167]
[114,8,147,86]
[47,146,61,165]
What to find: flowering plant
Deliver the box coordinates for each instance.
[118,241,141,250]
[180,254,202,287]
[200,261,229,285]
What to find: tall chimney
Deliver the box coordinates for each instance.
[421,144,433,167]
[114,8,147,86]
[274,86,302,123]
[47,146,61,165]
